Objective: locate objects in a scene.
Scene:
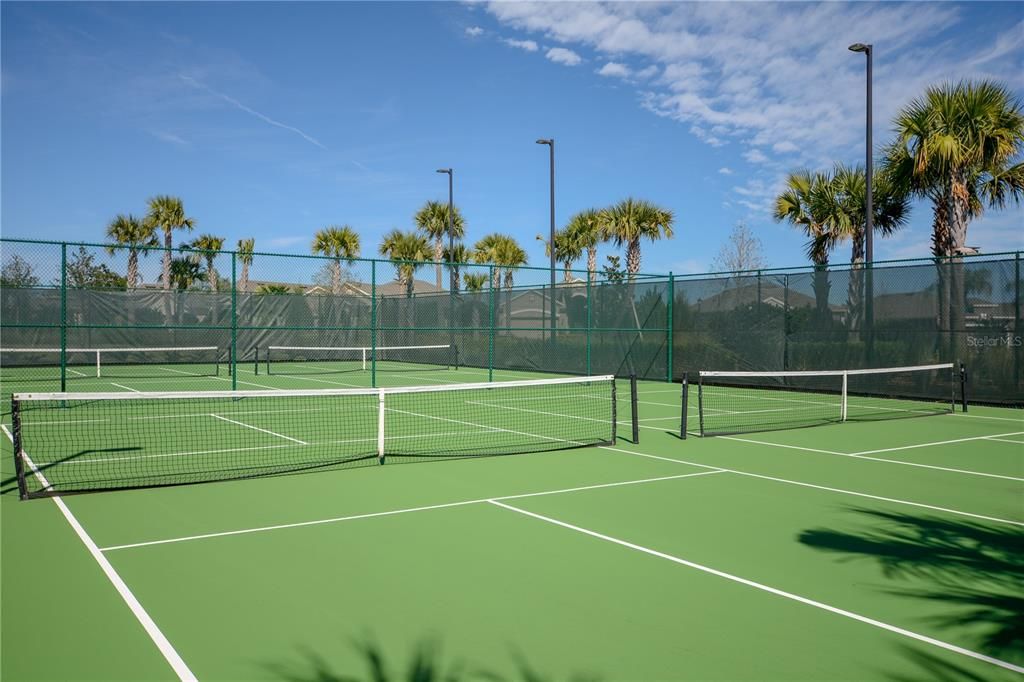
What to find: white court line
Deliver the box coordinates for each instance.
[110,382,142,393]
[1,424,196,681]
[719,436,1024,482]
[851,431,1024,456]
[155,367,208,378]
[596,445,1024,527]
[953,412,1024,423]
[68,368,88,377]
[466,399,669,433]
[985,437,1024,445]
[100,470,724,552]
[209,414,308,445]
[488,499,1024,676]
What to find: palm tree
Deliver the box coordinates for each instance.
[565,209,604,284]
[472,233,504,289]
[146,196,195,291]
[774,170,837,320]
[312,225,360,295]
[885,80,1024,332]
[105,214,158,289]
[442,242,471,293]
[463,273,488,292]
[166,256,203,290]
[256,284,291,295]
[184,234,225,292]
[237,238,255,293]
[472,233,528,290]
[600,198,674,278]
[414,200,466,291]
[379,229,430,297]
[536,228,584,283]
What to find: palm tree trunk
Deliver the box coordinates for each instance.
[932,195,953,357]
[625,239,641,280]
[812,260,831,324]
[332,259,341,295]
[503,270,513,329]
[162,230,172,290]
[587,246,597,285]
[435,238,443,291]
[207,257,218,292]
[847,233,865,333]
[127,249,139,290]
[239,262,249,293]
[948,173,971,340]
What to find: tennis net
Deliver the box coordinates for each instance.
[0,346,221,381]
[11,375,621,498]
[263,344,457,375]
[694,363,959,436]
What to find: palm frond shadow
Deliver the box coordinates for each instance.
[263,635,602,682]
[798,507,1024,668]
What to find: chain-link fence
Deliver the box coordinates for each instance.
[2,238,1019,405]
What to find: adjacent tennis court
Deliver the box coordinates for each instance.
[2,358,1021,681]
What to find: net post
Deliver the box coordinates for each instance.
[253,346,259,376]
[95,349,101,378]
[11,397,29,501]
[698,375,705,437]
[610,377,618,443]
[60,242,67,392]
[679,372,688,440]
[377,391,386,464]
[959,363,968,413]
[371,260,377,388]
[231,250,237,390]
[630,373,639,444]
[487,265,495,382]
[841,371,848,422]
[666,273,674,382]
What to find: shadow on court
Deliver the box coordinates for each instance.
[798,507,1024,677]
[0,446,142,496]
[263,634,602,682]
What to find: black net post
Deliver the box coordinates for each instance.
[11,397,29,500]
[629,373,639,444]
[959,363,968,413]
[697,375,705,437]
[253,347,259,375]
[679,372,688,440]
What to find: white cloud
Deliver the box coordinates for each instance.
[743,148,768,164]
[152,130,187,146]
[546,47,582,66]
[718,167,733,175]
[465,26,484,37]
[597,62,631,78]
[503,38,539,52]
[485,2,1019,169]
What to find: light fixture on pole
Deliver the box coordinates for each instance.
[849,42,874,361]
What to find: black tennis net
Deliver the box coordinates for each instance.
[694,363,959,436]
[11,375,622,498]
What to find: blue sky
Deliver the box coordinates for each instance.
[2,1,1022,277]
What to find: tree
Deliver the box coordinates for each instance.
[0,255,39,287]
[602,255,625,284]
[146,196,195,291]
[537,228,584,283]
[237,238,255,293]
[256,284,292,295]
[463,273,488,292]
[442,242,471,293]
[184,234,225,292]
[565,209,605,284]
[312,225,360,295]
[414,200,465,291]
[710,221,767,274]
[472,234,527,290]
[774,170,837,320]
[379,229,430,297]
[165,256,203,291]
[600,198,674,278]
[885,80,1024,333]
[105,214,158,288]
[65,246,127,289]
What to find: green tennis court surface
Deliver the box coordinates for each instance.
[2,369,1022,681]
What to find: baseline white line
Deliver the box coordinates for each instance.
[99,470,725,552]
[488,499,1024,675]
[595,445,1024,527]
[110,382,142,393]
[720,436,1024,482]
[852,432,1024,456]
[985,437,1024,445]
[466,399,670,433]
[1,425,196,680]
[953,412,1024,423]
[209,414,308,445]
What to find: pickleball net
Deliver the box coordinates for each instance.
[692,363,960,436]
[11,374,624,498]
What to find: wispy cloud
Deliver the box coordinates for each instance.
[597,62,631,78]
[546,47,582,66]
[503,38,538,52]
[178,74,327,150]
[151,130,188,146]
[465,26,484,38]
[718,167,733,175]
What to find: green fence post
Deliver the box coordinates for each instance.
[666,273,674,382]
[586,274,592,377]
[1016,252,1021,393]
[783,274,790,370]
[231,251,237,391]
[60,242,67,392]
[488,265,495,382]
[371,260,377,388]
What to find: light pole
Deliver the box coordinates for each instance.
[849,42,873,360]
[436,168,454,294]
[536,139,555,343]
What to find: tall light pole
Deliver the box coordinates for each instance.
[849,42,873,361]
[436,168,454,294]
[536,138,555,342]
